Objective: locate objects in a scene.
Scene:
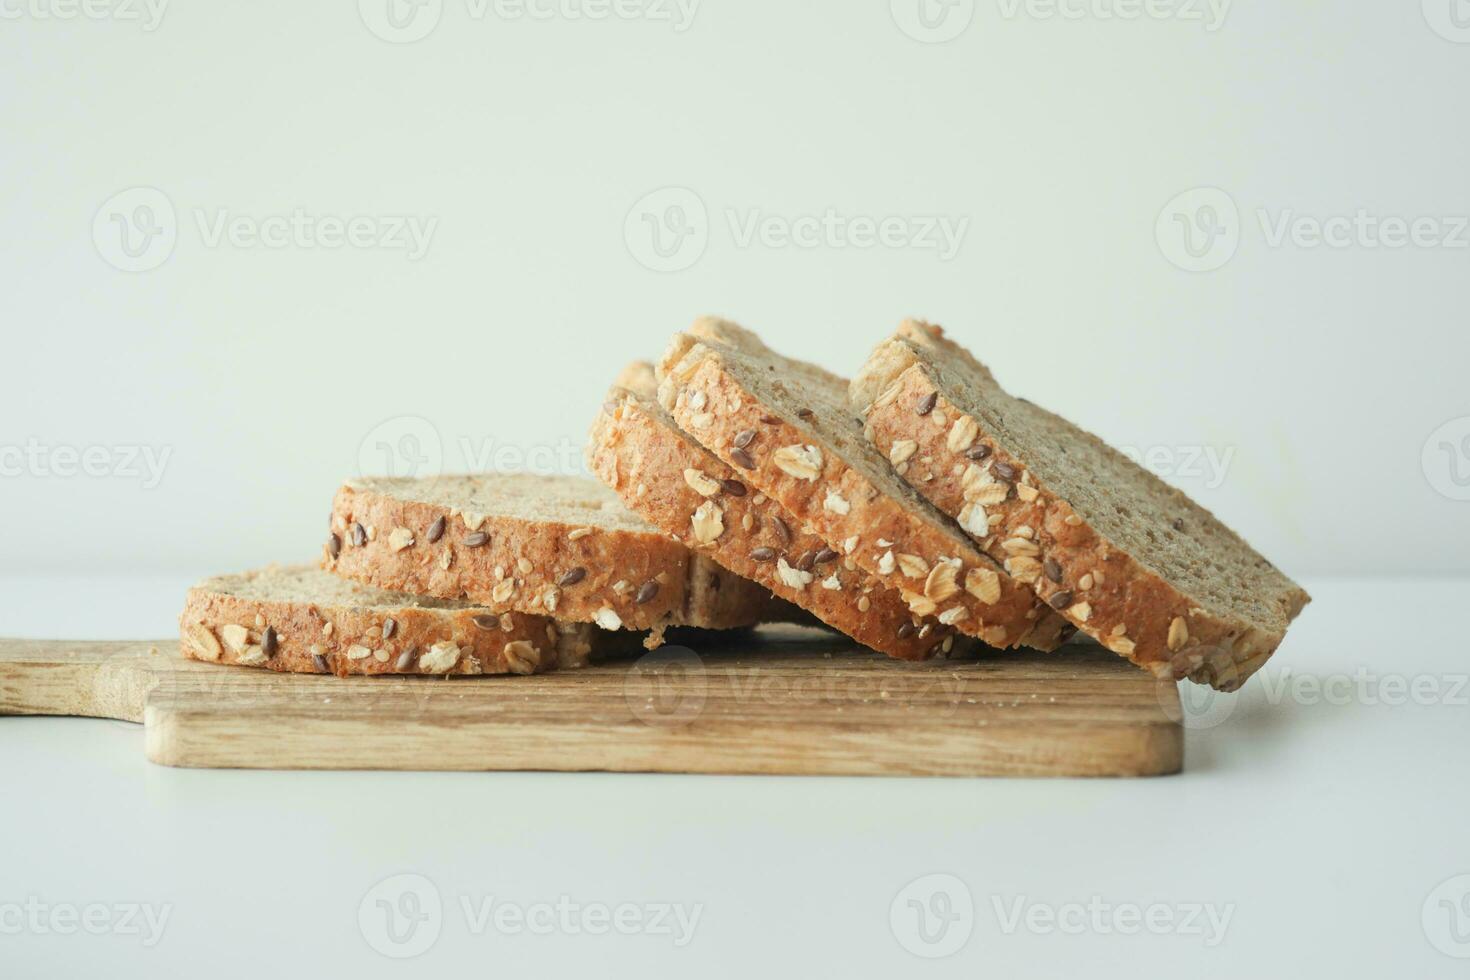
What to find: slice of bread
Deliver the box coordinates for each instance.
[655,317,1070,652]
[323,473,791,638]
[590,362,974,661]
[850,319,1310,690]
[180,565,606,676]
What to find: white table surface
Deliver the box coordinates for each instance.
[1,574,1465,978]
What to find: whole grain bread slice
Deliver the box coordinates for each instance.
[180,565,610,676]
[590,362,975,661]
[850,319,1310,690]
[655,318,1070,652]
[323,473,793,639]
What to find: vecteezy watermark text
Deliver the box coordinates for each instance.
[1157,187,1470,272]
[1256,209,1470,251]
[726,209,968,260]
[992,895,1234,946]
[1117,443,1234,490]
[0,0,168,30]
[624,187,969,272]
[358,0,699,43]
[0,440,171,489]
[460,895,702,945]
[890,0,1228,43]
[622,647,968,728]
[994,0,1229,29]
[1164,666,1470,731]
[889,874,1233,957]
[1255,668,1469,709]
[357,874,701,958]
[192,208,436,260]
[93,187,437,272]
[0,898,172,946]
[356,415,589,482]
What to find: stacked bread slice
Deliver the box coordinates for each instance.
[180,315,1306,689]
[589,362,975,660]
[322,473,794,639]
[850,320,1309,689]
[650,319,1072,653]
[181,474,798,676]
[181,565,613,676]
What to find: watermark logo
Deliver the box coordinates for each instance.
[1423,874,1470,958]
[890,873,974,958]
[359,874,443,958]
[359,0,443,43]
[1158,676,1238,730]
[358,416,445,482]
[93,187,177,273]
[891,0,975,43]
[1156,187,1239,272]
[623,646,707,727]
[0,0,168,30]
[624,187,708,273]
[1423,0,1470,43]
[1423,416,1470,501]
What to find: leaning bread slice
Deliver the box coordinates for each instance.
[850,319,1310,690]
[656,318,1070,652]
[180,565,604,676]
[591,362,972,661]
[323,473,791,638]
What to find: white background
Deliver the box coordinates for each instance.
[1,1,1467,576]
[2,2,1469,977]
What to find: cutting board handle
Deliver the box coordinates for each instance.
[0,638,171,722]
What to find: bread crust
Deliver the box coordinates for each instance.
[588,375,970,661]
[322,478,783,636]
[178,567,599,676]
[852,323,1310,690]
[655,326,1069,652]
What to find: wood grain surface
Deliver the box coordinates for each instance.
[0,628,1183,777]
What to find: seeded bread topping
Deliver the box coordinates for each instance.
[850,320,1309,689]
[654,317,1070,652]
[322,472,797,640]
[179,565,607,676]
[589,361,976,661]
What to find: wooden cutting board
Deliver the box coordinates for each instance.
[0,628,1182,777]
